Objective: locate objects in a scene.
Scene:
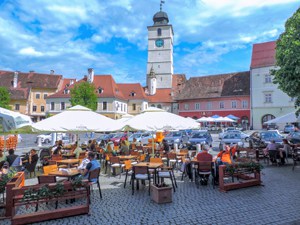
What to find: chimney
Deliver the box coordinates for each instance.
[50,70,55,75]
[87,68,94,83]
[13,71,18,88]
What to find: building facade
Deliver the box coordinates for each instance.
[250,41,295,129]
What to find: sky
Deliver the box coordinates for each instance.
[0,0,299,86]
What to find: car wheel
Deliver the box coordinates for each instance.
[245,137,249,142]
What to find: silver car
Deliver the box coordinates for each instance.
[219,132,244,150]
[219,130,250,141]
[164,131,189,148]
[187,130,213,150]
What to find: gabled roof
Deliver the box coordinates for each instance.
[175,71,250,100]
[147,88,173,103]
[117,83,148,101]
[0,70,62,100]
[48,75,126,100]
[250,41,276,69]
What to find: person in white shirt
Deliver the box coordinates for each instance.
[77,151,90,170]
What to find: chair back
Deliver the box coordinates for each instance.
[110,156,120,164]
[88,167,100,182]
[43,164,58,175]
[79,152,86,159]
[38,175,57,184]
[167,152,177,160]
[197,161,212,172]
[52,154,62,161]
[47,160,57,165]
[139,154,146,162]
[39,148,51,160]
[133,166,148,175]
[150,157,163,163]
[124,160,132,170]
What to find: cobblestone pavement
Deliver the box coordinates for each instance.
[2,163,300,225]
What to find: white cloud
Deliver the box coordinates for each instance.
[19,47,43,57]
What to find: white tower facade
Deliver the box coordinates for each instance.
[147,10,173,89]
[147,66,157,95]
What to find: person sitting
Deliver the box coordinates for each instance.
[216,145,232,165]
[161,139,170,153]
[23,149,38,172]
[73,143,83,159]
[264,140,278,163]
[130,138,138,151]
[279,139,290,165]
[82,152,100,182]
[120,140,129,155]
[78,151,90,170]
[124,137,130,148]
[53,146,62,155]
[196,145,213,185]
[7,149,22,171]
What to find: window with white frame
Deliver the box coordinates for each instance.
[265,74,272,83]
[133,104,136,111]
[231,101,237,109]
[43,94,48,99]
[195,103,200,110]
[32,105,37,112]
[219,101,224,109]
[207,102,212,110]
[35,93,40,99]
[50,102,55,110]
[41,106,45,112]
[15,104,20,111]
[242,100,248,109]
[61,102,65,110]
[264,93,272,103]
[103,102,107,110]
[184,104,189,110]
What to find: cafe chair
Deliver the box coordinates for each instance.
[109,156,125,178]
[43,164,58,175]
[131,166,151,195]
[123,160,133,188]
[38,175,57,184]
[25,158,39,178]
[88,167,102,199]
[194,161,213,188]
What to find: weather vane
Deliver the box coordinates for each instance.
[160,0,165,11]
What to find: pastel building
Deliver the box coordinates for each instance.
[250,41,295,129]
[176,71,251,127]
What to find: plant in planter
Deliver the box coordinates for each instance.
[0,168,17,193]
[150,182,172,204]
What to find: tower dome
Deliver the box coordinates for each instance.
[153,11,169,25]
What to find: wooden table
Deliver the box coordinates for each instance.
[118,155,138,161]
[62,153,76,159]
[134,162,164,184]
[49,168,81,178]
[56,159,79,168]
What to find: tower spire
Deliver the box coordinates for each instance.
[160,0,165,11]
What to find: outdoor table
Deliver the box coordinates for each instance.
[117,155,138,161]
[134,162,163,184]
[49,168,81,179]
[56,159,79,168]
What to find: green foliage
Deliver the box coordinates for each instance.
[0,86,11,109]
[271,7,300,115]
[226,162,263,176]
[0,168,17,193]
[70,82,98,111]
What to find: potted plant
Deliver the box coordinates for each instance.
[150,183,172,204]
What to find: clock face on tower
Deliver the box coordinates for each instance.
[155,39,164,47]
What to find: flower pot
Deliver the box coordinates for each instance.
[150,184,172,204]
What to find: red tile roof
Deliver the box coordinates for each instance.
[0,70,62,100]
[250,41,276,68]
[117,83,148,100]
[147,88,173,103]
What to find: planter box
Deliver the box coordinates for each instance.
[150,184,172,204]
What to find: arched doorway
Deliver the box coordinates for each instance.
[261,114,275,128]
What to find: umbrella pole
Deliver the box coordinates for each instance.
[152,133,155,157]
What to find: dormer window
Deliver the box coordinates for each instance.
[130,91,136,97]
[63,89,69,94]
[98,88,104,94]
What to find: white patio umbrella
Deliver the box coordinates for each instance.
[32,105,123,132]
[214,117,235,122]
[263,112,299,124]
[122,107,200,131]
[0,106,32,132]
[196,117,215,122]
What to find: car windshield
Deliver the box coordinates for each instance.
[261,132,281,139]
[166,132,182,137]
[191,132,207,138]
[223,133,241,139]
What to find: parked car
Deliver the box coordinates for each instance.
[286,131,300,144]
[219,132,244,150]
[110,133,128,145]
[163,130,189,148]
[187,130,213,150]
[219,130,250,141]
[263,123,279,130]
[248,131,283,148]
[35,133,52,144]
[97,133,116,144]
[283,124,296,133]
[129,132,155,145]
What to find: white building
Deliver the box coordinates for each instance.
[146,9,173,89]
[250,41,295,129]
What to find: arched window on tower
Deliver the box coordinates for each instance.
[157,28,162,36]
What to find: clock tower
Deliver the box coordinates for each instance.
[146,3,173,89]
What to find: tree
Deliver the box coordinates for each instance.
[0,86,11,109]
[70,82,98,111]
[272,7,300,115]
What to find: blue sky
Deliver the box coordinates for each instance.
[0,0,299,86]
